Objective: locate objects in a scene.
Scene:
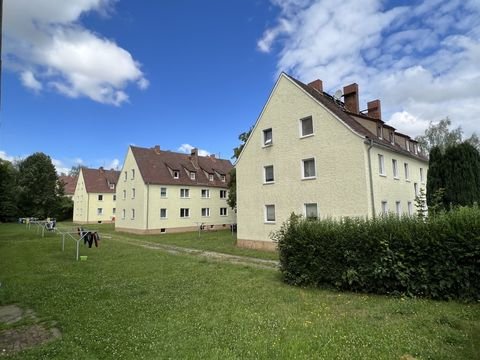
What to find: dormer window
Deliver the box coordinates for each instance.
[109,183,115,190]
[209,174,214,181]
[190,172,196,180]
[414,144,418,155]
[221,175,226,182]
[377,125,383,139]
[173,171,179,179]
[263,128,272,146]
[389,131,395,145]
[406,141,410,151]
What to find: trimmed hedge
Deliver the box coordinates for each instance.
[274,207,480,301]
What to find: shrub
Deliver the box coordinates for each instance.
[274,207,480,301]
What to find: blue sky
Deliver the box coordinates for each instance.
[2,0,480,173]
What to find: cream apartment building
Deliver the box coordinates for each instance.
[115,145,235,234]
[73,167,120,224]
[236,73,428,250]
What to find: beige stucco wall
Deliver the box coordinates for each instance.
[115,147,236,233]
[236,75,371,246]
[73,170,116,224]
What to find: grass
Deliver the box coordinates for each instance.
[0,223,479,359]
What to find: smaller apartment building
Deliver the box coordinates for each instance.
[73,167,120,224]
[115,145,235,234]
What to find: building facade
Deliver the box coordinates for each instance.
[73,167,120,224]
[236,73,428,250]
[115,145,236,234]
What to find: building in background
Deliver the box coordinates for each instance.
[236,73,428,250]
[58,175,77,199]
[116,145,235,234]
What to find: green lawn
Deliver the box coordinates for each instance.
[0,223,479,359]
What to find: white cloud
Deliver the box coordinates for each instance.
[259,0,480,138]
[107,158,120,170]
[178,144,211,157]
[0,150,17,162]
[20,71,43,92]
[4,0,148,106]
[52,158,70,175]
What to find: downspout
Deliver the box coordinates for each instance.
[366,139,376,218]
[146,184,149,231]
[86,193,90,223]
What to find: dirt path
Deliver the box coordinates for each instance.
[109,236,280,270]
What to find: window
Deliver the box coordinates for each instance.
[173,171,179,179]
[389,131,395,145]
[180,188,190,198]
[407,201,413,215]
[404,163,410,180]
[220,190,227,199]
[414,144,418,155]
[377,125,383,139]
[98,195,103,201]
[221,175,226,182]
[122,209,126,219]
[395,201,401,216]
[414,183,419,197]
[160,187,167,198]
[392,159,399,178]
[406,141,410,151]
[201,189,210,198]
[220,207,228,216]
[264,165,274,183]
[132,188,136,199]
[122,190,126,200]
[131,169,135,180]
[131,209,135,220]
[124,171,127,181]
[109,183,115,190]
[160,208,167,219]
[420,168,424,183]
[265,205,276,222]
[209,174,214,181]
[113,194,116,201]
[112,208,116,214]
[97,208,103,215]
[263,128,273,146]
[381,201,388,215]
[190,172,196,180]
[201,208,210,217]
[302,158,316,179]
[180,208,190,218]
[378,154,385,175]
[300,116,313,137]
[305,203,318,220]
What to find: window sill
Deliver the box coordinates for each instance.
[302,177,316,181]
[220,215,228,217]
[160,218,167,220]
[393,177,400,180]
[379,174,387,177]
[180,217,190,219]
[264,221,276,224]
[262,143,273,148]
[263,181,275,185]
[300,134,314,139]
[405,179,411,182]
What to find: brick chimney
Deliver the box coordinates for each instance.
[308,79,323,93]
[367,100,382,120]
[343,83,359,114]
[153,145,161,154]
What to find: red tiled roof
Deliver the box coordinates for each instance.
[58,175,78,195]
[285,74,428,162]
[81,167,120,193]
[131,146,233,187]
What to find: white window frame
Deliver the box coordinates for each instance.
[180,208,190,218]
[404,163,410,180]
[265,204,276,223]
[131,169,135,180]
[221,175,226,182]
[395,201,401,216]
[122,190,126,200]
[407,201,413,215]
[302,158,316,179]
[122,209,126,220]
[160,208,167,219]
[131,209,135,220]
[201,208,210,217]
[263,128,273,146]
[300,116,314,137]
[124,171,127,181]
[381,201,388,215]
[209,174,214,181]
[112,208,116,214]
[220,190,227,199]
[220,207,228,216]
[132,188,135,199]
[201,189,210,198]
[173,170,179,179]
[414,183,419,197]
[264,165,274,183]
[392,159,399,179]
[304,203,318,220]
[190,172,196,180]
[113,194,116,201]
[180,188,190,198]
[97,208,103,215]
[160,187,167,198]
[98,194,103,201]
[378,154,385,176]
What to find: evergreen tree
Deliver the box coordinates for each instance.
[17,152,62,218]
[228,126,253,210]
[426,146,444,207]
[0,159,19,221]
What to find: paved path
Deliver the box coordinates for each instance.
[110,236,280,270]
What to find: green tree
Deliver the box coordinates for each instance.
[0,159,19,221]
[17,152,62,218]
[442,143,480,207]
[228,126,253,210]
[426,146,445,207]
[68,165,81,177]
[416,117,479,152]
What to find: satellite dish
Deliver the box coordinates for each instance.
[333,89,343,101]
